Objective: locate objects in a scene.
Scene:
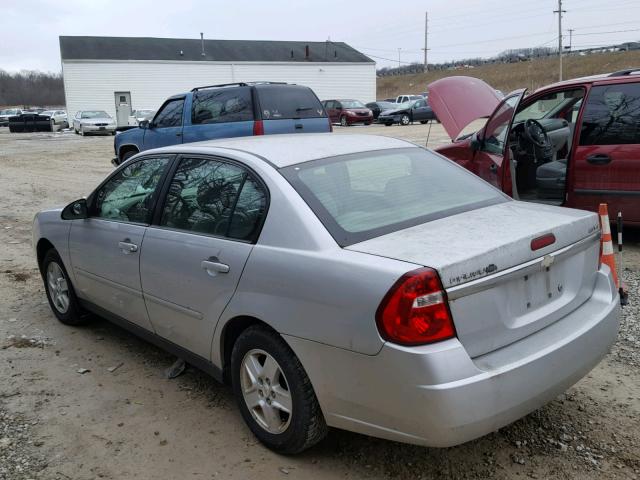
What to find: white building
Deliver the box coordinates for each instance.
[59,36,376,126]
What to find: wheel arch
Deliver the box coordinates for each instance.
[36,238,56,274]
[118,143,140,162]
[218,315,277,383]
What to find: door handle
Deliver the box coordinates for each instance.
[176,132,183,137]
[295,123,303,130]
[586,153,611,165]
[201,259,230,276]
[118,240,138,253]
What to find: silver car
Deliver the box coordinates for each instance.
[32,134,620,454]
[73,110,116,135]
[39,110,68,129]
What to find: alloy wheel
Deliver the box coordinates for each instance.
[46,261,70,314]
[240,349,292,434]
[401,115,410,125]
[340,116,347,127]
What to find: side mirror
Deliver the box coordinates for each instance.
[61,198,88,220]
[139,119,150,128]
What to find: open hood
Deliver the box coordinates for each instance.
[427,76,501,140]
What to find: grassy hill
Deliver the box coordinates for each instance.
[376,50,640,99]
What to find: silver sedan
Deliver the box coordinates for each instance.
[73,110,116,135]
[32,134,620,454]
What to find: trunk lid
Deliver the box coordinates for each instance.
[428,76,502,140]
[347,201,601,357]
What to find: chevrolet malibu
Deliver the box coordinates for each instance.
[33,134,620,454]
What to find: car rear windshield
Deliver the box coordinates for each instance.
[255,85,326,120]
[281,147,507,246]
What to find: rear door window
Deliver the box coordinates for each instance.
[256,85,326,119]
[160,157,267,241]
[191,88,254,125]
[579,83,640,145]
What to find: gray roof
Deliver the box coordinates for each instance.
[148,134,417,168]
[59,36,373,63]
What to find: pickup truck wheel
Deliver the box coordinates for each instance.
[400,114,411,126]
[120,150,138,163]
[42,249,88,326]
[231,325,327,454]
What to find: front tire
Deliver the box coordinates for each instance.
[340,116,348,127]
[231,326,327,454]
[42,249,88,326]
[400,114,410,126]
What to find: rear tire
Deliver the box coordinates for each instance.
[41,249,88,326]
[420,120,428,124]
[231,325,327,454]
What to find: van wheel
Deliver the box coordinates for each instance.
[340,116,348,127]
[42,249,88,326]
[231,326,327,454]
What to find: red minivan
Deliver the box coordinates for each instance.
[429,72,640,225]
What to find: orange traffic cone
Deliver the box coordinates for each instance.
[598,203,619,288]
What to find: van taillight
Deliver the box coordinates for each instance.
[253,120,264,136]
[376,268,456,346]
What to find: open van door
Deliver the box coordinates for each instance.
[472,90,526,193]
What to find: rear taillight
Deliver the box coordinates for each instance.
[376,267,456,346]
[253,120,264,136]
[531,233,556,251]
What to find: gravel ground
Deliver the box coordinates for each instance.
[0,126,638,479]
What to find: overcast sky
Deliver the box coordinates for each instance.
[3,0,640,72]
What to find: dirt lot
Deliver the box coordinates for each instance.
[0,125,638,480]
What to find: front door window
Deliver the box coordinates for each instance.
[93,157,170,223]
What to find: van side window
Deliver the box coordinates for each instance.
[191,89,253,125]
[580,83,640,145]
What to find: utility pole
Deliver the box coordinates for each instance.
[397,47,401,68]
[554,0,566,81]
[422,12,429,72]
[568,28,574,51]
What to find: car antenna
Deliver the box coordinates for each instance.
[425,120,432,148]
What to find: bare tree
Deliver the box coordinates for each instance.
[0,70,64,107]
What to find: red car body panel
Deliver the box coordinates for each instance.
[324,100,373,125]
[428,76,501,140]
[431,75,640,225]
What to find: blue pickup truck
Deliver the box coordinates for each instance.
[113,82,331,165]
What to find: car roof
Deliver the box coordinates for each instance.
[148,133,417,168]
[535,69,640,92]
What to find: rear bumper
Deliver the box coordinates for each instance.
[285,266,620,447]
